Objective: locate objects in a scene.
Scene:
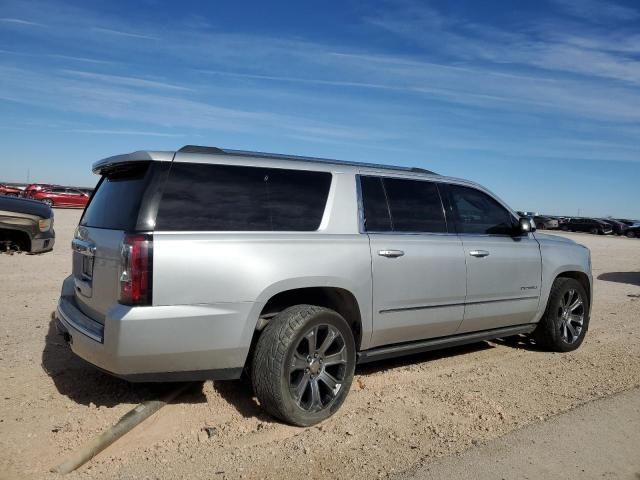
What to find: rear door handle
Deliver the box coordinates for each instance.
[469,250,490,258]
[378,249,405,258]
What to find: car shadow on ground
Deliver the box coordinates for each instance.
[597,272,640,287]
[491,333,542,351]
[41,316,207,408]
[212,342,498,421]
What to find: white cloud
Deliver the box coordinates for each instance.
[71,129,185,137]
[61,70,190,91]
[90,27,157,40]
[0,17,40,26]
[550,0,640,23]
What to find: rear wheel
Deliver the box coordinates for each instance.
[533,277,589,352]
[251,305,356,426]
[627,231,636,238]
[42,199,53,207]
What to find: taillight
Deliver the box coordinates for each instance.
[119,233,153,306]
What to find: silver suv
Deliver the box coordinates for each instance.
[56,145,592,426]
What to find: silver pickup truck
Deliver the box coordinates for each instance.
[56,145,592,426]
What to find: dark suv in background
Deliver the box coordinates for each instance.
[562,218,613,235]
[597,219,628,236]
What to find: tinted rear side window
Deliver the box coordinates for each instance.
[155,163,332,231]
[80,163,152,230]
[383,178,447,233]
[360,176,391,231]
[360,176,447,233]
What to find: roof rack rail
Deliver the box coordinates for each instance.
[177,145,437,175]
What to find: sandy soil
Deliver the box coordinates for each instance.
[1,209,639,480]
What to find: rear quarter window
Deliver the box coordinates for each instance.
[80,162,154,231]
[155,163,332,231]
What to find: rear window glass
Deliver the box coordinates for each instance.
[80,163,151,230]
[155,163,332,231]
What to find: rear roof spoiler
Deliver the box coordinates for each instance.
[92,151,175,174]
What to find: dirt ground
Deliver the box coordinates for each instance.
[1,209,639,480]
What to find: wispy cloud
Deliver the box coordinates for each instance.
[550,0,640,23]
[72,129,185,137]
[90,26,157,40]
[365,0,640,87]
[0,17,41,26]
[48,54,114,65]
[61,70,190,91]
[2,0,640,164]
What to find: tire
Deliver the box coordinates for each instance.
[560,225,569,231]
[627,231,636,238]
[589,227,598,234]
[42,199,53,207]
[251,305,356,426]
[533,277,589,352]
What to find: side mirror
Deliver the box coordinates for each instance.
[519,217,536,234]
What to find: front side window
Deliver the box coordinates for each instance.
[155,163,332,231]
[360,176,447,233]
[448,184,517,235]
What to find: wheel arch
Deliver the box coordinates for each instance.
[554,270,591,310]
[243,284,365,372]
[259,286,363,347]
[0,228,31,252]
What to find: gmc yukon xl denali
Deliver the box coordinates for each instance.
[56,145,592,426]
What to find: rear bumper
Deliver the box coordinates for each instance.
[55,275,255,382]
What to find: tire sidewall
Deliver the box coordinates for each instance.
[541,278,590,352]
[277,309,356,427]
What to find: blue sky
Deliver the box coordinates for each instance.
[1,0,639,218]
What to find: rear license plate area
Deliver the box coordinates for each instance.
[81,255,94,279]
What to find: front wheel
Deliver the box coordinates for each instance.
[627,231,636,238]
[42,199,53,207]
[533,277,589,352]
[251,305,356,426]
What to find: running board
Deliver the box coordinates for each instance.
[357,324,536,364]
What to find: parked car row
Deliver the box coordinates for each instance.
[0,183,92,208]
[517,212,639,237]
[560,217,640,237]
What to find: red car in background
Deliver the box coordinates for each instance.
[0,184,22,196]
[22,183,55,198]
[32,187,90,208]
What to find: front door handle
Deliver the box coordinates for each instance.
[378,249,405,258]
[469,250,490,258]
